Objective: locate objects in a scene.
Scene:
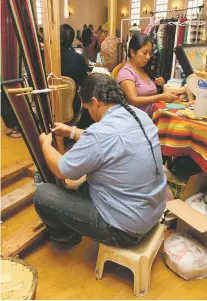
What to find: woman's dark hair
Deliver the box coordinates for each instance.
[128,33,152,58]
[60,24,75,47]
[80,74,160,175]
[83,24,87,29]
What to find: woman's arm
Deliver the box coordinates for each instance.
[120,80,178,105]
[120,80,163,106]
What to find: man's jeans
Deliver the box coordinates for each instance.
[33,183,147,248]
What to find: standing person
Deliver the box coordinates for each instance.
[1,89,22,138]
[33,73,166,248]
[117,34,178,116]
[88,24,97,62]
[81,24,92,63]
[60,24,87,88]
[60,24,90,125]
[126,23,141,60]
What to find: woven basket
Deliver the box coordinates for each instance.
[1,257,38,300]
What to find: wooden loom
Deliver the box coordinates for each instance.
[1,0,64,258]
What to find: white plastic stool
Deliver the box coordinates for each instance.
[95,223,165,296]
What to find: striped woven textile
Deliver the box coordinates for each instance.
[1,0,56,183]
[6,0,53,133]
[153,109,207,173]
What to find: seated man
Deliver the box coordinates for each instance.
[34,74,166,248]
[60,24,93,128]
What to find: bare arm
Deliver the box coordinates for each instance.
[40,133,65,179]
[120,80,179,105]
[51,123,84,142]
[120,80,162,106]
[74,128,84,141]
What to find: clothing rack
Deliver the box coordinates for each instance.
[150,5,204,16]
[120,17,152,42]
[170,6,205,79]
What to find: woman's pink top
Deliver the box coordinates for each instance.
[117,63,157,116]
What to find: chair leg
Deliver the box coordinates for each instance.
[95,248,105,280]
[133,271,140,297]
[138,261,151,296]
[133,258,150,297]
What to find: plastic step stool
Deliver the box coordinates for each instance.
[95,223,165,296]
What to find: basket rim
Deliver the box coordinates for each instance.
[1,256,38,300]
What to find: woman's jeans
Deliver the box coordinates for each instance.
[33,183,147,248]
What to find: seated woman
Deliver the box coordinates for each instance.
[117,34,178,116]
[34,74,166,249]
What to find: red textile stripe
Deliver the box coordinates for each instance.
[3,86,56,183]
[7,0,53,133]
[153,108,207,173]
[1,0,56,183]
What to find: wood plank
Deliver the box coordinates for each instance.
[1,219,46,257]
[1,122,33,186]
[27,165,37,178]
[2,204,39,240]
[1,159,33,186]
[1,180,36,217]
[1,176,33,197]
[24,232,207,300]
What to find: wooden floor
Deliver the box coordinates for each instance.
[1,120,207,300]
[1,121,33,181]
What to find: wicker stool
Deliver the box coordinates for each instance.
[95,223,165,296]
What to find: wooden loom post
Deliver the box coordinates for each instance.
[42,0,64,154]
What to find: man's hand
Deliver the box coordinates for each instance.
[155,77,165,87]
[51,122,72,137]
[39,133,53,147]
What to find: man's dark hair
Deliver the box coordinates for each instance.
[80,73,160,175]
[60,24,75,47]
[88,24,94,30]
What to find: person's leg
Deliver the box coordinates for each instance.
[83,46,89,63]
[1,88,22,138]
[33,183,148,248]
[34,183,115,245]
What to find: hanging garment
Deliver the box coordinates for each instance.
[162,24,176,82]
[4,0,57,183]
[156,24,167,80]
[145,25,160,79]
[156,24,166,54]
[184,24,189,44]
[142,24,153,35]
[177,18,187,45]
